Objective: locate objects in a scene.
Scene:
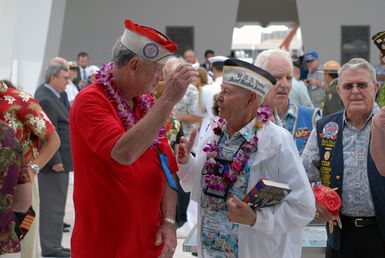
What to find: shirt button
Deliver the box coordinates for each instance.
[336,175,341,180]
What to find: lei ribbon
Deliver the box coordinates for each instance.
[95,62,166,148]
[202,105,272,195]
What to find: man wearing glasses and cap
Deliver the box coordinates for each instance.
[177,58,315,258]
[70,19,197,258]
[302,58,385,258]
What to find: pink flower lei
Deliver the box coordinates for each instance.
[96,62,166,148]
[202,105,272,193]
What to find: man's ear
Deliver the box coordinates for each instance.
[374,82,380,96]
[336,84,342,97]
[126,57,140,74]
[248,91,257,105]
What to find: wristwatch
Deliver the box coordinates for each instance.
[30,163,40,175]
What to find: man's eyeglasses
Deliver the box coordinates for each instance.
[341,82,370,90]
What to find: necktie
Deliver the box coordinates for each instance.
[83,69,87,81]
[59,92,69,109]
[59,95,65,106]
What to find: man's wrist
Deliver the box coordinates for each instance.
[162,217,176,227]
[30,163,40,175]
[248,211,257,227]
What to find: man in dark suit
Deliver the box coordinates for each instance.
[73,51,89,90]
[35,63,72,258]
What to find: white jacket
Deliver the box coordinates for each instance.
[178,121,316,258]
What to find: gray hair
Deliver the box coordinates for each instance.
[112,39,149,68]
[338,58,377,83]
[45,63,68,83]
[254,49,293,71]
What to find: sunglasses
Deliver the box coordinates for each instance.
[341,82,370,90]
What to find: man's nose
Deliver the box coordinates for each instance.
[216,92,223,101]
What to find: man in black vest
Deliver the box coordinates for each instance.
[302,58,385,258]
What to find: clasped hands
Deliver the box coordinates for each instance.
[314,204,342,228]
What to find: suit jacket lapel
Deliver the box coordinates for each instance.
[42,87,69,118]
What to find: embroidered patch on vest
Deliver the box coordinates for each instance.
[320,122,339,140]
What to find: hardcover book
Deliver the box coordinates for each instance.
[243,178,291,209]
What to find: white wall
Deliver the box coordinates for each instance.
[0,0,17,80]
[0,0,67,94]
[10,0,53,94]
[297,0,385,65]
[59,0,239,66]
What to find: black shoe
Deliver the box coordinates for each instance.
[42,249,71,257]
[61,247,70,252]
[63,223,71,229]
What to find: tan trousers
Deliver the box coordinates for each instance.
[20,178,39,258]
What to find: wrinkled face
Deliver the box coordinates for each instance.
[184,50,196,64]
[216,83,250,122]
[263,55,293,107]
[51,69,69,93]
[78,56,89,68]
[137,61,164,93]
[337,68,378,116]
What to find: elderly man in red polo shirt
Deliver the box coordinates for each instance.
[70,19,197,258]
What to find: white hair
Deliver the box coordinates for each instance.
[338,58,377,83]
[163,56,186,73]
[254,49,293,71]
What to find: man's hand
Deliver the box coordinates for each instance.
[372,106,385,131]
[314,203,334,222]
[161,64,198,105]
[226,196,256,226]
[52,163,64,172]
[155,222,177,258]
[177,128,197,164]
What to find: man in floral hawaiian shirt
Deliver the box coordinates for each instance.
[0,80,60,258]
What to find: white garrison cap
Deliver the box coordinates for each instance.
[208,55,228,65]
[121,19,178,64]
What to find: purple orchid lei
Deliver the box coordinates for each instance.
[202,105,272,193]
[95,62,166,148]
